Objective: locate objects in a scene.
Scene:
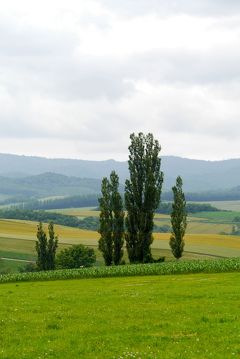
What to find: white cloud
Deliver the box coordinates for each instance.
[0,0,239,160]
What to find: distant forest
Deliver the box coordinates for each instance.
[14,195,220,214]
[0,208,169,232]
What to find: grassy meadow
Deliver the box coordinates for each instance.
[0,204,240,358]
[0,272,239,358]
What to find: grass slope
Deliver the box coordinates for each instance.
[0,272,239,358]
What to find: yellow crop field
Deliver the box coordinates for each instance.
[0,219,98,245]
[49,208,204,222]
[1,218,240,261]
[186,222,232,234]
[47,208,100,218]
[152,233,240,257]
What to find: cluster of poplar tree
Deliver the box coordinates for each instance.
[98,132,187,265]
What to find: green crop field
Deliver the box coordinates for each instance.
[0,272,239,358]
[191,211,240,223]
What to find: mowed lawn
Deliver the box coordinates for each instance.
[0,272,239,359]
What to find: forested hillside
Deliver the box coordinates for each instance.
[0,153,240,192]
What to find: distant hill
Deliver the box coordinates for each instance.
[0,153,128,182]
[0,173,103,199]
[0,171,239,204]
[0,153,239,193]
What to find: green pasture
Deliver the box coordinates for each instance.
[0,258,26,274]
[191,211,240,223]
[0,272,239,358]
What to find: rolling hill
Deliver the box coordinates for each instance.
[0,153,239,195]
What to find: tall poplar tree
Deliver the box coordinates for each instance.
[47,222,58,269]
[98,171,124,266]
[169,176,187,259]
[36,222,48,270]
[36,222,58,270]
[111,171,125,265]
[98,177,113,266]
[125,133,163,263]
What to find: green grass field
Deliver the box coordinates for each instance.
[0,272,239,358]
[191,211,240,223]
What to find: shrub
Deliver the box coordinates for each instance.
[18,262,38,273]
[56,245,96,269]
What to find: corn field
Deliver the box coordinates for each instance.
[0,257,240,284]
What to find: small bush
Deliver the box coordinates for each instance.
[19,262,38,273]
[56,244,96,269]
[152,256,165,263]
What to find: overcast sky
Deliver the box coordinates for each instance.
[0,0,240,161]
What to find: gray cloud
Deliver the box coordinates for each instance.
[100,0,240,17]
[0,1,239,160]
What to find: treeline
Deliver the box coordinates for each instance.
[15,194,219,214]
[0,208,172,233]
[0,209,99,230]
[16,194,99,210]
[157,202,220,214]
[3,188,240,208]
[162,188,240,202]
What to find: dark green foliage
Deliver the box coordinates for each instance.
[35,222,58,271]
[125,133,163,263]
[98,172,125,266]
[169,176,187,259]
[111,172,125,265]
[98,178,113,266]
[36,223,48,270]
[18,194,99,210]
[156,202,220,214]
[47,222,58,270]
[79,216,99,230]
[19,262,38,273]
[56,244,96,269]
[161,187,240,202]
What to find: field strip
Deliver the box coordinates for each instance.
[1,257,32,263]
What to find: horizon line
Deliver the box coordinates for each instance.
[0,151,239,163]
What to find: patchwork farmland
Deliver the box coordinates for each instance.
[1,205,240,273]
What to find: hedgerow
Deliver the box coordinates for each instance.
[0,257,239,284]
